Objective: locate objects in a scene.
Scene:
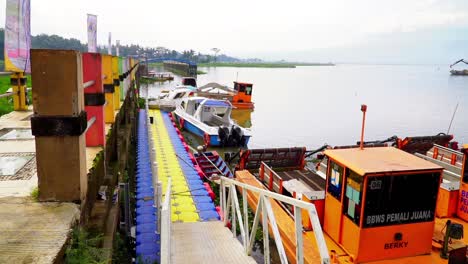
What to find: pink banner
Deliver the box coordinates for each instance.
[4,0,31,73]
[87,14,97,52]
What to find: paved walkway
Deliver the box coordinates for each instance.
[0,109,105,263]
[0,197,79,264]
[171,221,257,264]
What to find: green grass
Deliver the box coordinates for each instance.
[0,75,14,116]
[198,62,297,68]
[165,68,194,77]
[295,62,335,66]
[198,62,335,68]
[0,74,32,116]
[65,227,108,264]
[196,70,206,75]
[30,187,39,201]
[148,62,163,67]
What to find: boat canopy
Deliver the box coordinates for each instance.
[204,100,231,108]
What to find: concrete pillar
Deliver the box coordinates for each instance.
[30,49,87,202]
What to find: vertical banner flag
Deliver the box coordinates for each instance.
[116,40,120,56]
[108,32,112,55]
[87,14,97,52]
[5,0,31,73]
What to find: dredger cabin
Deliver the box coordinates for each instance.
[322,146,444,263]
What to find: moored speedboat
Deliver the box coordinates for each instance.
[143,71,174,81]
[197,81,255,109]
[173,97,251,147]
[148,85,195,111]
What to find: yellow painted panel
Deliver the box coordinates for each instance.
[104,93,115,123]
[11,72,28,111]
[101,55,113,85]
[102,55,115,123]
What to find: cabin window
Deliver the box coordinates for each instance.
[363,173,440,228]
[245,86,252,95]
[327,161,344,200]
[343,170,363,225]
[238,85,246,92]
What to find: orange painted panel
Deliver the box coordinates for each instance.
[458,182,468,221]
[436,187,459,218]
[324,192,342,243]
[341,216,360,258]
[357,222,434,263]
[301,196,325,229]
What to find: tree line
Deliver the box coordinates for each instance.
[0,28,239,63]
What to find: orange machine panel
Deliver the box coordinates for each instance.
[324,192,342,243]
[436,184,459,218]
[340,216,360,259]
[301,195,325,229]
[357,221,434,263]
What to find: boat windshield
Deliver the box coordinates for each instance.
[363,172,440,228]
[212,106,228,117]
[173,92,186,99]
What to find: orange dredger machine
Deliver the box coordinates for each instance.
[232,81,254,109]
[322,146,444,263]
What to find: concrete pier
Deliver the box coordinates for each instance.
[0,109,81,263]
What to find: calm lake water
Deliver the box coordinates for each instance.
[145,64,468,150]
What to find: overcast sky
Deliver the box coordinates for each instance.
[1,0,468,63]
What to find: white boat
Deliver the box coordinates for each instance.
[173,97,252,147]
[148,86,196,111]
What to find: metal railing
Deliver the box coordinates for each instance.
[160,177,172,264]
[145,91,170,263]
[260,162,283,193]
[0,71,14,76]
[0,92,14,98]
[219,176,330,264]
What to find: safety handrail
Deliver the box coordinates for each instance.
[160,177,172,264]
[260,162,283,192]
[144,89,171,263]
[0,71,14,76]
[0,92,14,98]
[219,176,330,264]
[200,151,227,176]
